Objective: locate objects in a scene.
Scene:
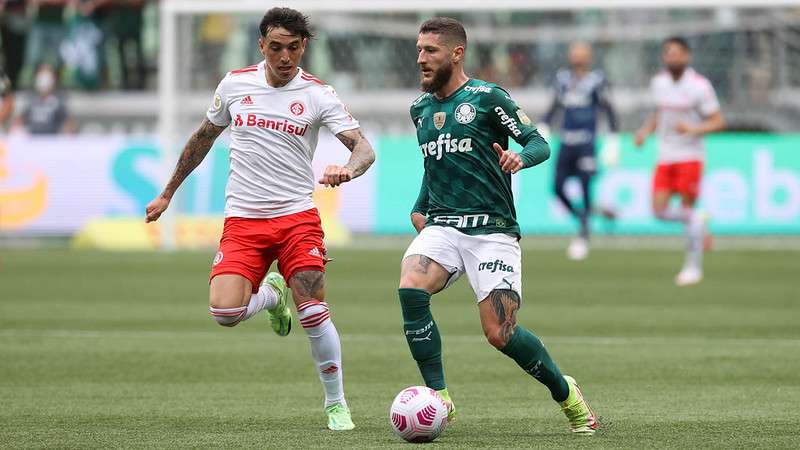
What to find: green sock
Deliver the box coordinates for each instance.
[500,325,569,402]
[398,288,445,390]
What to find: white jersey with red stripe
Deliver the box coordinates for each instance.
[206,62,359,218]
[651,67,720,163]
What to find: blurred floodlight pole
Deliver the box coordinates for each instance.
[158,1,178,251]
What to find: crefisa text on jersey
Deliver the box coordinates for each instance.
[493,106,522,137]
[420,133,474,161]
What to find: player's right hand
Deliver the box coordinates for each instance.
[145,195,170,223]
[411,212,426,233]
[318,165,353,188]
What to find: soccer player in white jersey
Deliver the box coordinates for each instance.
[144,8,375,430]
[635,37,725,286]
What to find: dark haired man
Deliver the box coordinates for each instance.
[145,7,374,430]
[635,37,725,286]
[398,17,599,435]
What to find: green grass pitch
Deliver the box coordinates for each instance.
[1,247,798,449]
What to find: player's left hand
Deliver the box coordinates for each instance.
[675,121,696,135]
[493,143,523,174]
[318,165,354,187]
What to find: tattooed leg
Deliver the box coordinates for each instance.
[289,270,326,305]
[399,255,450,294]
[479,289,521,349]
[479,288,569,402]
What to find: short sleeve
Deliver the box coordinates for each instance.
[206,76,231,127]
[697,80,720,117]
[319,86,359,135]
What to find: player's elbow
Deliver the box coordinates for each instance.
[365,147,377,167]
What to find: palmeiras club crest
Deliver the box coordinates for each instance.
[455,103,476,124]
[433,112,446,130]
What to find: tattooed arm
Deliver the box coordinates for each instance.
[318,127,376,187]
[145,119,226,222]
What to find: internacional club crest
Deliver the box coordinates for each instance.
[455,103,476,124]
[289,101,305,116]
[433,112,446,130]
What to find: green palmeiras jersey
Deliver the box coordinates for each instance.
[410,78,550,237]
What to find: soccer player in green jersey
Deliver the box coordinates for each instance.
[397,17,599,435]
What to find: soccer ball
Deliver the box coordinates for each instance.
[389,386,449,443]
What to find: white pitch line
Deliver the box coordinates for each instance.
[0,329,798,347]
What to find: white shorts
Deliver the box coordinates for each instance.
[403,226,522,302]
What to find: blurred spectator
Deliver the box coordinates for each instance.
[0,68,13,131]
[59,0,110,89]
[0,0,29,88]
[24,0,71,74]
[507,43,535,87]
[196,14,233,89]
[108,0,147,90]
[13,64,75,135]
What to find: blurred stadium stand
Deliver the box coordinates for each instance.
[4,5,800,134]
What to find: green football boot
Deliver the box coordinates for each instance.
[560,375,599,435]
[436,388,456,422]
[325,403,355,431]
[263,272,291,336]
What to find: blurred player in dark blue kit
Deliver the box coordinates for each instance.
[543,42,618,260]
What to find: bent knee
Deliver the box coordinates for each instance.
[484,326,514,350]
[398,273,428,290]
[209,305,246,327]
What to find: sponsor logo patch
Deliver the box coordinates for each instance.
[433,111,446,130]
[234,113,308,136]
[211,93,222,111]
[494,106,522,137]
[420,133,473,160]
[478,259,514,273]
[240,95,254,105]
[464,85,492,94]
[516,109,532,126]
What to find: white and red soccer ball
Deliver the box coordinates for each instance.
[389,386,449,443]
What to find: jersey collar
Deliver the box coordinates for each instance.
[260,61,304,90]
[434,78,472,103]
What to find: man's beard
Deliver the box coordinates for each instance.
[667,64,687,79]
[420,62,453,94]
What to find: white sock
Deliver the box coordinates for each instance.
[656,207,689,223]
[242,284,278,321]
[684,210,704,271]
[297,300,346,408]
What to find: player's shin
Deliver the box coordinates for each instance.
[684,210,705,270]
[398,288,446,390]
[499,325,569,402]
[297,300,346,408]
[243,286,278,321]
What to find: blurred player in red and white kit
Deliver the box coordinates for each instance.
[144,8,374,430]
[635,37,725,286]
